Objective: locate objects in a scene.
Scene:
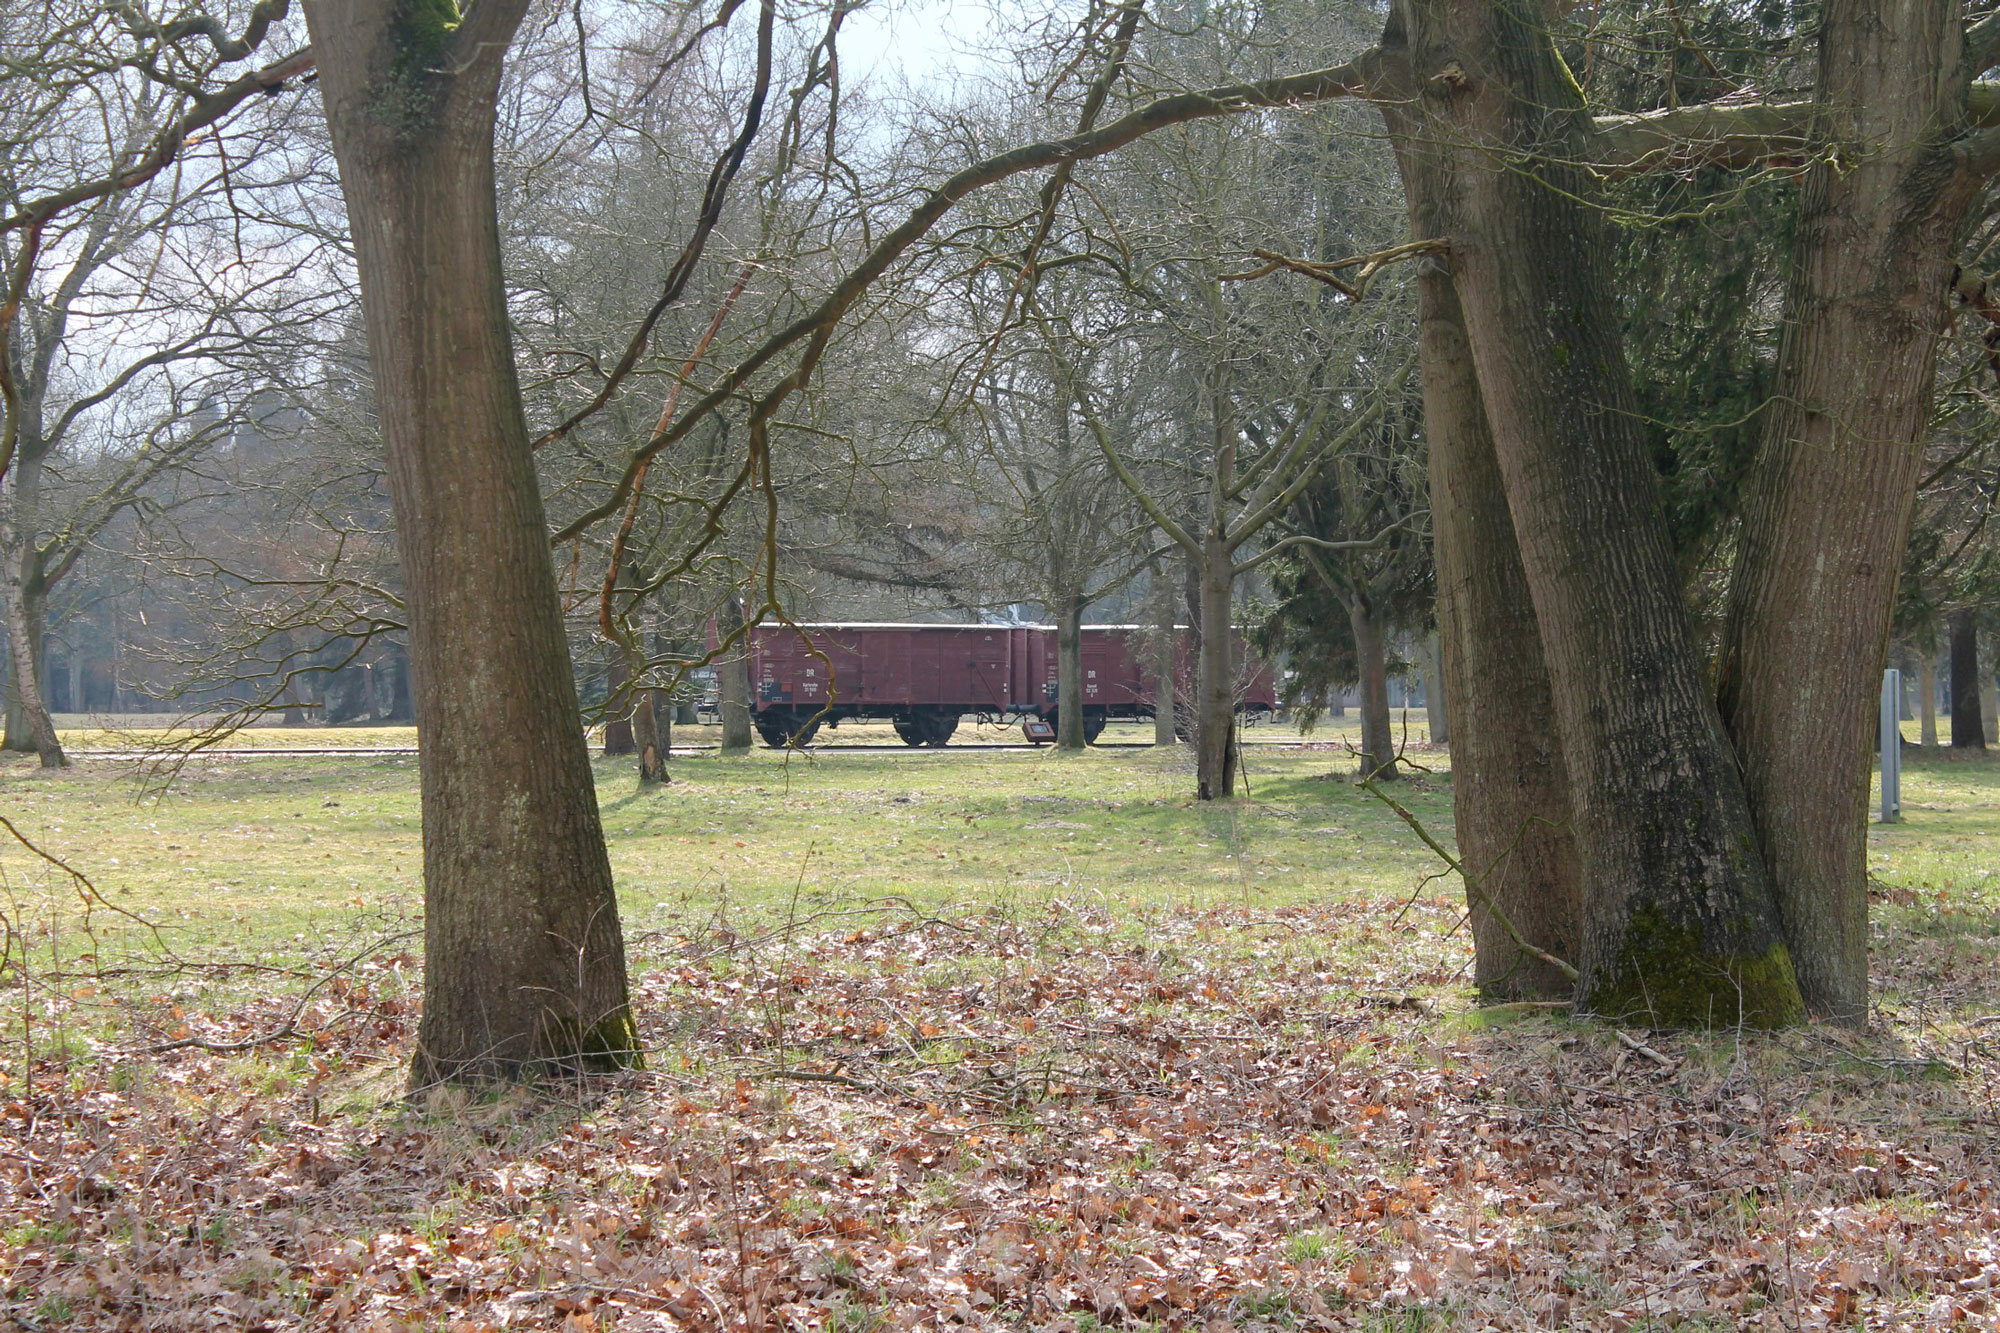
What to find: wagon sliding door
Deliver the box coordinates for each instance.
[961,630,1011,712]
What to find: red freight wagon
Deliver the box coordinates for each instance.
[747,622,1275,748]
[1036,628,1279,742]
[750,623,1035,747]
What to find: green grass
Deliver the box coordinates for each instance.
[1868,748,2000,959]
[2,720,1454,980]
[4,721,1990,1013]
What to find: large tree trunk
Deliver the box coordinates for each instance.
[1054,593,1087,750]
[717,595,754,752]
[1,573,61,767]
[1716,0,1975,1023]
[1950,609,1986,748]
[1193,535,1237,799]
[1382,127,1580,997]
[602,650,636,756]
[1386,0,1801,1025]
[1349,594,1396,781]
[1,447,63,767]
[306,0,638,1086]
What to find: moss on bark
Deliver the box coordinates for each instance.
[573,1009,645,1073]
[379,0,462,133]
[1583,902,1805,1029]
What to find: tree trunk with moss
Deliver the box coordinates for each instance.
[1716,0,1979,1023]
[305,0,638,1086]
[1380,0,1801,1025]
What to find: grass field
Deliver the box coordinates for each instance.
[7,716,1450,960]
[1,727,1997,1330]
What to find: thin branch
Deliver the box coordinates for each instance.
[1360,781,1580,984]
[1232,522,1406,574]
[531,0,776,451]
[0,49,316,238]
[1221,238,1447,301]
[550,50,1386,544]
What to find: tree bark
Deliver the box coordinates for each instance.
[1416,260,1568,992]
[1981,630,1997,746]
[1054,592,1087,750]
[305,0,638,1085]
[1349,595,1397,781]
[645,653,673,781]
[1920,649,1940,747]
[1152,570,1177,746]
[717,594,754,751]
[1385,138,1580,997]
[1193,533,1237,799]
[603,650,635,756]
[1420,632,1448,746]
[1950,609,1986,747]
[382,645,414,722]
[1716,0,1977,1022]
[1,571,60,767]
[1385,0,1801,1025]
[633,688,667,783]
[1,444,63,766]
[2,648,20,749]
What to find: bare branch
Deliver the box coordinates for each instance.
[550,50,1386,544]
[0,48,316,238]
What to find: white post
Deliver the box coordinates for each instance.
[1879,667,1901,824]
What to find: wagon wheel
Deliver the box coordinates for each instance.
[923,710,959,747]
[756,710,820,748]
[893,717,926,746]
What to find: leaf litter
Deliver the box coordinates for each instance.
[3,893,1998,1331]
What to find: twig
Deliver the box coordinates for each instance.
[124,929,418,1055]
[752,1067,881,1091]
[1360,780,1580,984]
[1615,1029,1676,1067]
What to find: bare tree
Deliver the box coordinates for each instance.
[0,13,328,764]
